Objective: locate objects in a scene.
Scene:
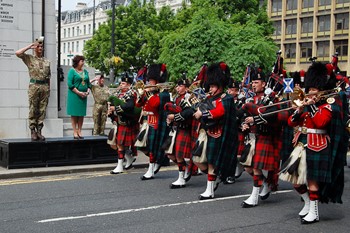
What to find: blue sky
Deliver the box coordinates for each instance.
[55,0,94,11]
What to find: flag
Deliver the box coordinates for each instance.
[283,78,294,93]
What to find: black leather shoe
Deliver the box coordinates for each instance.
[235,170,244,179]
[241,201,257,208]
[73,135,79,140]
[184,173,192,182]
[214,179,222,191]
[301,218,319,224]
[223,177,235,184]
[110,170,123,174]
[198,195,213,200]
[78,135,84,139]
[260,192,270,200]
[140,176,154,180]
[170,184,186,189]
[125,158,136,170]
[154,164,161,174]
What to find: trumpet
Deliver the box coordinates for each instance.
[134,80,175,95]
[257,87,340,116]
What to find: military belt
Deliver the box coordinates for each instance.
[30,78,49,85]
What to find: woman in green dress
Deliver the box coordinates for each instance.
[67,55,91,139]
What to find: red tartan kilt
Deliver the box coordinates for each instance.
[253,134,281,171]
[237,132,245,155]
[116,124,139,146]
[174,129,192,159]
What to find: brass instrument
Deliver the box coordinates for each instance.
[257,87,340,116]
[134,80,175,96]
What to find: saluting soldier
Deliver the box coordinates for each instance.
[15,37,51,141]
[90,74,109,136]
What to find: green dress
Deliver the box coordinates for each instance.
[66,68,91,116]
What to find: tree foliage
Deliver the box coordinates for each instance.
[83,0,277,81]
[159,6,277,81]
[84,0,175,74]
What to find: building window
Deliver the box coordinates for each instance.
[72,42,74,52]
[272,0,282,12]
[285,43,296,58]
[63,43,66,53]
[319,0,331,6]
[63,29,66,38]
[68,42,70,53]
[273,21,281,36]
[334,40,348,56]
[337,0,350,3]
[84,25,86,35]
[303,0,314,8]
[318,15,330,32]
[301,17,313,33]
[317,41,330,57]
[286,19,297,34]
[300,42,312,58]
[287,0,298,10]
[336,13,349,30]
[88,24,91,34]
[77,26,80,36]
[76,41,79,53]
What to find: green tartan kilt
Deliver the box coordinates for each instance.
[206,135,222,165]
[306,146,330,183]
[299,135,330,183]
[147,126,157,156]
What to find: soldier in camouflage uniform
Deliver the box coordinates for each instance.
[90,74,109,135]
[15,37,51,141]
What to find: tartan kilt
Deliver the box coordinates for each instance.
[206,135,222,165]
[237,132,245,155]
[253,134,281,171]
[174,128,192,159]
[147,126,157,154]
[116,124,139,146]
[298,135,330,183]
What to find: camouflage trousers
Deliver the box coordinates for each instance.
[28,84,50,130]
[93,103,107,135]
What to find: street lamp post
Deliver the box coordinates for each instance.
[110,0,116,81]
[111,0,115,56]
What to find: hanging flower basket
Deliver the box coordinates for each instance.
[104,55,123,68]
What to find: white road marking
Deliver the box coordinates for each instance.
[38,190,293,223]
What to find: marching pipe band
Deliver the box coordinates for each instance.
[104,56,349,225]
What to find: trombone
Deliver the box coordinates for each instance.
[257,87,340,116]
[134,80,175,96]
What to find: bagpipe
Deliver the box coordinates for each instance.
[107,88,142,121]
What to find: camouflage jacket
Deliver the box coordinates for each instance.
[17,53,51,81]
[91,84,109,105]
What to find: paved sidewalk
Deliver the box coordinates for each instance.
[0,151,151,180]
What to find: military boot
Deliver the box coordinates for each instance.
[31,129,38,141]
[36,125,45,141]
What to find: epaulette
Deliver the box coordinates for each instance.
[323,104,332,112]
[221,93,226,99]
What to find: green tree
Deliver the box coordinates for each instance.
[159,6,277,81]
[159,7,234,80]
[84,0,175,75]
